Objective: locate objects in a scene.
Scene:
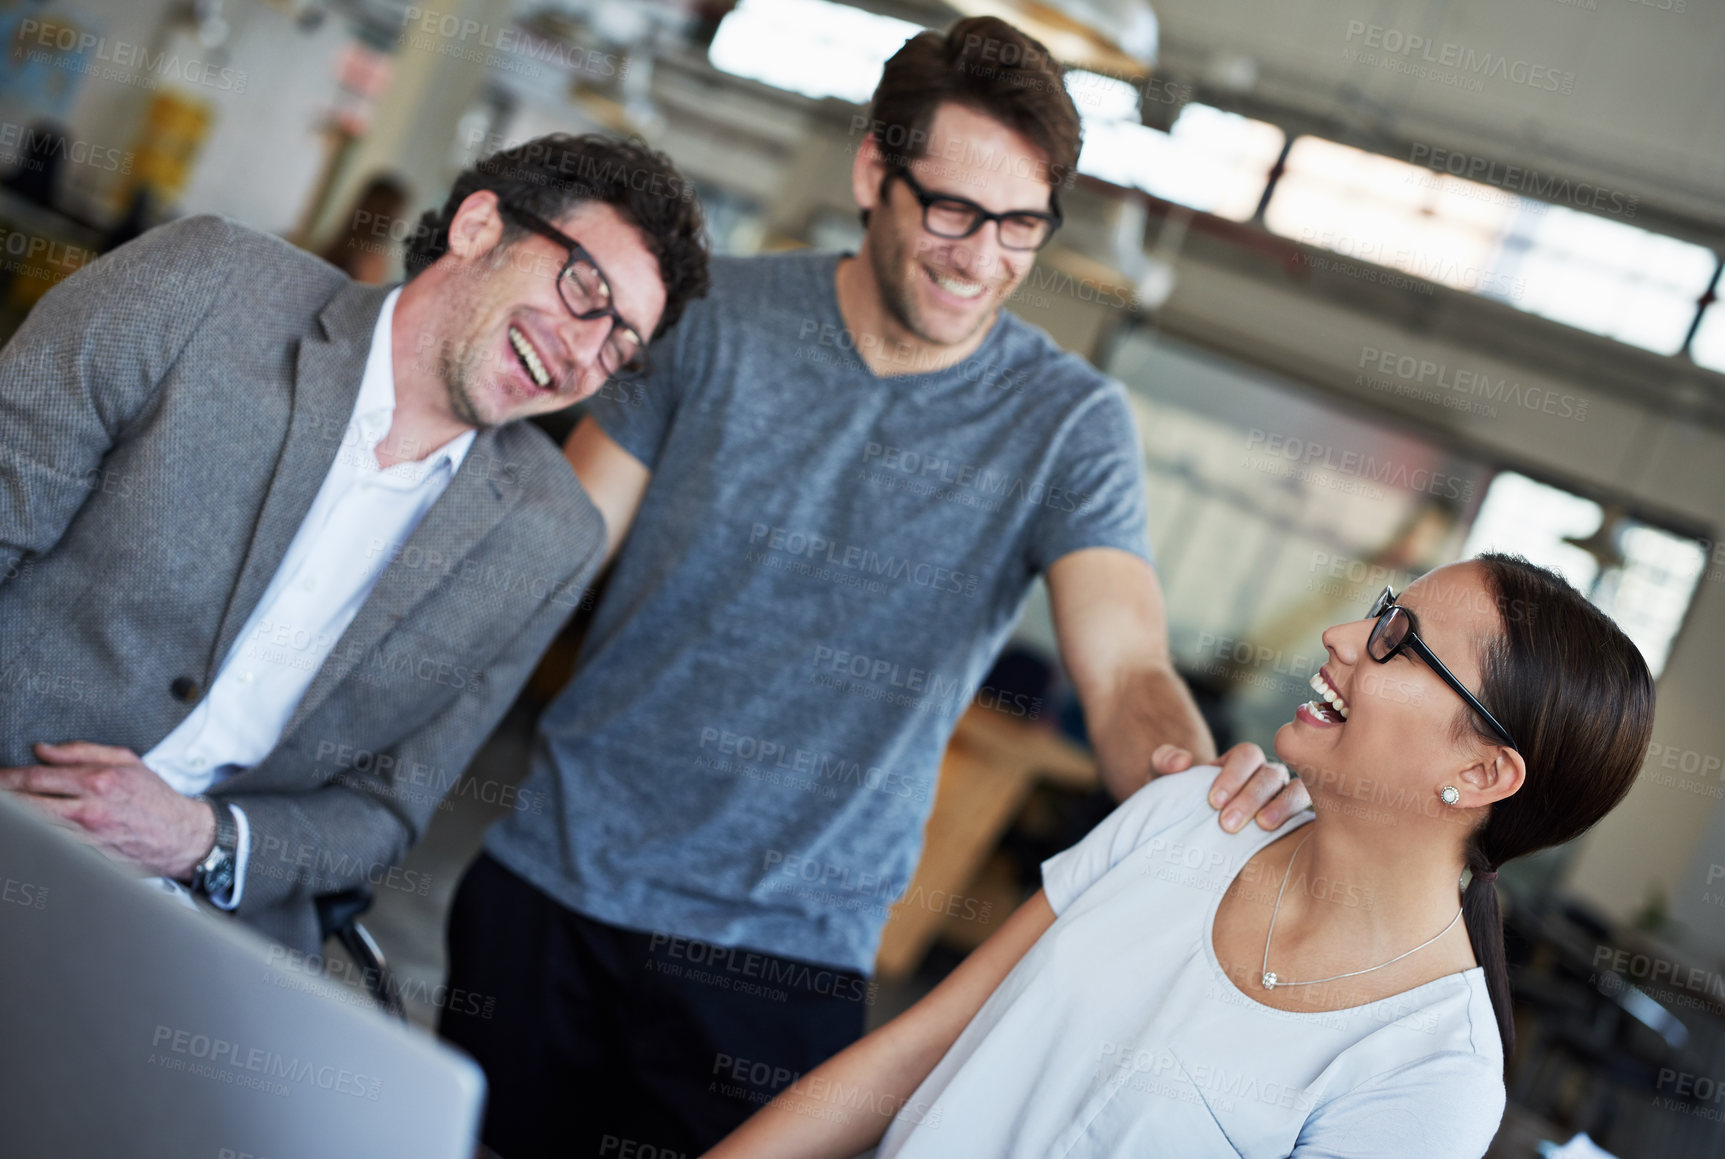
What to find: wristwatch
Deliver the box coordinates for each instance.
[190,796,239,900]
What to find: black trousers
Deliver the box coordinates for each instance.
[439,853,871,1159]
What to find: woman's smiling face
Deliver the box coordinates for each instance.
[1274,561,1508,816]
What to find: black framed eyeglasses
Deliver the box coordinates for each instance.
[885,166,1062,251]
[1367,586,1518,751]
[496,203,649,378]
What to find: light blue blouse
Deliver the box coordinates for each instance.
[874,771,1505,1158]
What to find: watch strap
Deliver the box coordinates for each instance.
[191,796,238,898]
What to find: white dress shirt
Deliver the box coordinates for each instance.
[143,288,475,908]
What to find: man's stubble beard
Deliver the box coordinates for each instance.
[867,228,998,356]
[439,338,494,431]
[437,248,519,431]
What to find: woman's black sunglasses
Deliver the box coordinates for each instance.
[1367,586,1519,751]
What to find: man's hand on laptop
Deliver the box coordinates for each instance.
[1150,741,1310,833]
[0,741,217,880]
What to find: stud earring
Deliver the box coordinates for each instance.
[1440,786,1461,806]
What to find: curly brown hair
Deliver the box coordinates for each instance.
[404,133,710,338]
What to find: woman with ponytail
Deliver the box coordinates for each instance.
[705,554,1654,1158]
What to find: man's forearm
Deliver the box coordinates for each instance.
[1087,662,1215,802]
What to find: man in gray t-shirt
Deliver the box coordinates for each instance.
[487,243,1157,971]
[441,17,1304,1159]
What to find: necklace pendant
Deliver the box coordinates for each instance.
[1261,972,1278,990]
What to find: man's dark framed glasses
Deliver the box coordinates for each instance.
[1366,586,1518,751]
[496,202,649,378]
[885,166,1062,251]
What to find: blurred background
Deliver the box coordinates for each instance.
[3,1,1723,1154]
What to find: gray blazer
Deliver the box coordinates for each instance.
[0,215,605,953]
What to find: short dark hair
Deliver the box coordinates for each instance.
[867,16,1081,189]
[404,133,709,337]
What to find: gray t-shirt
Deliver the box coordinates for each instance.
[486,250,1152,972]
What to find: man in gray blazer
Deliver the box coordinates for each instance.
[0,133,708,953]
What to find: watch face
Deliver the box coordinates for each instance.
[196,845,235,898]
[204,858,236,898]
[194,800,239,899]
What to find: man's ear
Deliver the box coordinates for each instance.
[444,189,507,262]
[852,133,887,224]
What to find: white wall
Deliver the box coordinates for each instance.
[302,0,518,264]
[19,0,355,233]
[174,6,355,234]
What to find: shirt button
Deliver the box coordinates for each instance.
[236,671,255,685]
[188,756,209,772]
[300,577,317,592]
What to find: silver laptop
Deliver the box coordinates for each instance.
[0,790,485,1159]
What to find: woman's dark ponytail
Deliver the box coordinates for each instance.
[1461,850,1512,1061]
[1457,555,1655,1074]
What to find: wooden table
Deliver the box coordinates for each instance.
[873,705,1098,980]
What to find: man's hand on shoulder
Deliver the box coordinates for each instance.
[1150,741,1310,833]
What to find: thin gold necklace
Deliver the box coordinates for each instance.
[1260,831,1462,990]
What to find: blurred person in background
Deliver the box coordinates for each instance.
[0,133,706,954]
[318,172,414,285]
[441,16,1306,1157]
[0,119,68,207]
[708,556,1653,1158]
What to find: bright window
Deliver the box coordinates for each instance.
[1688,300,1725,374]
[1460,471,1704,677]
[708,0,920,104]
[1265,137,1514,295]
[1483,207,1717,355]
[1267,138,1716,356]
[1071,75,1285,222]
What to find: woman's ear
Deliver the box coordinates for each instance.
[1459,746,1526,807]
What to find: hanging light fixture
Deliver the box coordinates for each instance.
[1562,504,1629,571]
